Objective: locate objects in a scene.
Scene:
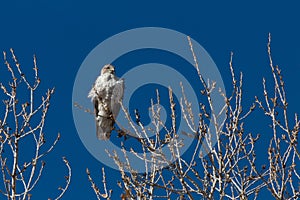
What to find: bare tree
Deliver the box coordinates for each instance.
[86,35,299,199]
[0,49,71,200]
[252,34,300,200]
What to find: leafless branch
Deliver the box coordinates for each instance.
[86,35,299,200]
[0,49,71,199]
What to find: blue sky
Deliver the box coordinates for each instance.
[0,1,299,199]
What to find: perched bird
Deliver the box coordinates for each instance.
[88,64,124,140]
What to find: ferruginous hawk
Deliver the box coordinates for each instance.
[88,64,124,140]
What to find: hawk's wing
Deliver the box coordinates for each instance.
[92,97,99,119]
[110,78,124,119]
[93,95,114,140]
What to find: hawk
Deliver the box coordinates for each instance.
[88,64,124,140]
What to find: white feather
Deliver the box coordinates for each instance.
[88,65,124,140]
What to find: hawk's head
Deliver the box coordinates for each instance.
[101,64,115,75]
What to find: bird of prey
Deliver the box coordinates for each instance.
[88,64,124,140]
